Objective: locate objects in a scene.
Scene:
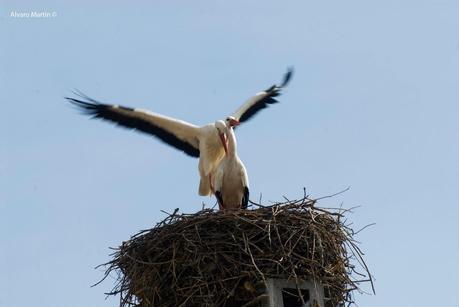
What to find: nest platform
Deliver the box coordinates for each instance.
[99,194,373,307]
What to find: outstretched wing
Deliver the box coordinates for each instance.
[66,93,200,157]
[231,67,293,123]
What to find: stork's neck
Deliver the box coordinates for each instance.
[226,126,237,157]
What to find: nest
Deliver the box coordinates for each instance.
[98,192,373,307]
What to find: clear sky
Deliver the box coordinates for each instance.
[1,1,459,306]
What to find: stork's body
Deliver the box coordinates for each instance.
[213,121,249,210]
[196,124,226,195]
[66,68,292,196]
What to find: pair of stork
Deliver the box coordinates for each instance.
[67,68,293,210]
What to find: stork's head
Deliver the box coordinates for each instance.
[215,120,228,154]
[225,116,240,127]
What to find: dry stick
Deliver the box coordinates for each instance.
[353,223,376,235]
[240,294,270,307]
[315,187,350,200]
[243,232,267,286]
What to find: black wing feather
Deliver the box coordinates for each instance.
[66,94,200,158]
[238,67,294,123]
[238,96,279,123]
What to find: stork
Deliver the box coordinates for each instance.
[212,119,249,210]
[66,68,292,196]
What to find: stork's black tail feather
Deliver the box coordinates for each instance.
[242,187,249,210]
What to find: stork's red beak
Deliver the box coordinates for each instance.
[229,118,240,127]
[219,133,228,154]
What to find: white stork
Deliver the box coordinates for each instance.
[66,68,292,196]
[212,119,249,210]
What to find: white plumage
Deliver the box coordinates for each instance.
[212,120,249,210]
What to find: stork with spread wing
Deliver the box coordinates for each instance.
[66,68,293,196]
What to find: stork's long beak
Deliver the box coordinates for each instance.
[219,133,228,154]
[229,118,240,127]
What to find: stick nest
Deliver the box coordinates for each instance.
[99,193,373,307]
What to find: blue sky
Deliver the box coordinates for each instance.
[1,1,459,306]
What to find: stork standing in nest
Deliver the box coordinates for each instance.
[66,68,292,197]
[213,118,249,210]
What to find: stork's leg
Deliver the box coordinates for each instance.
[209,174,215,194]
[215,190,224,210]
[210,174,225,210]
[209,174,222,209]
